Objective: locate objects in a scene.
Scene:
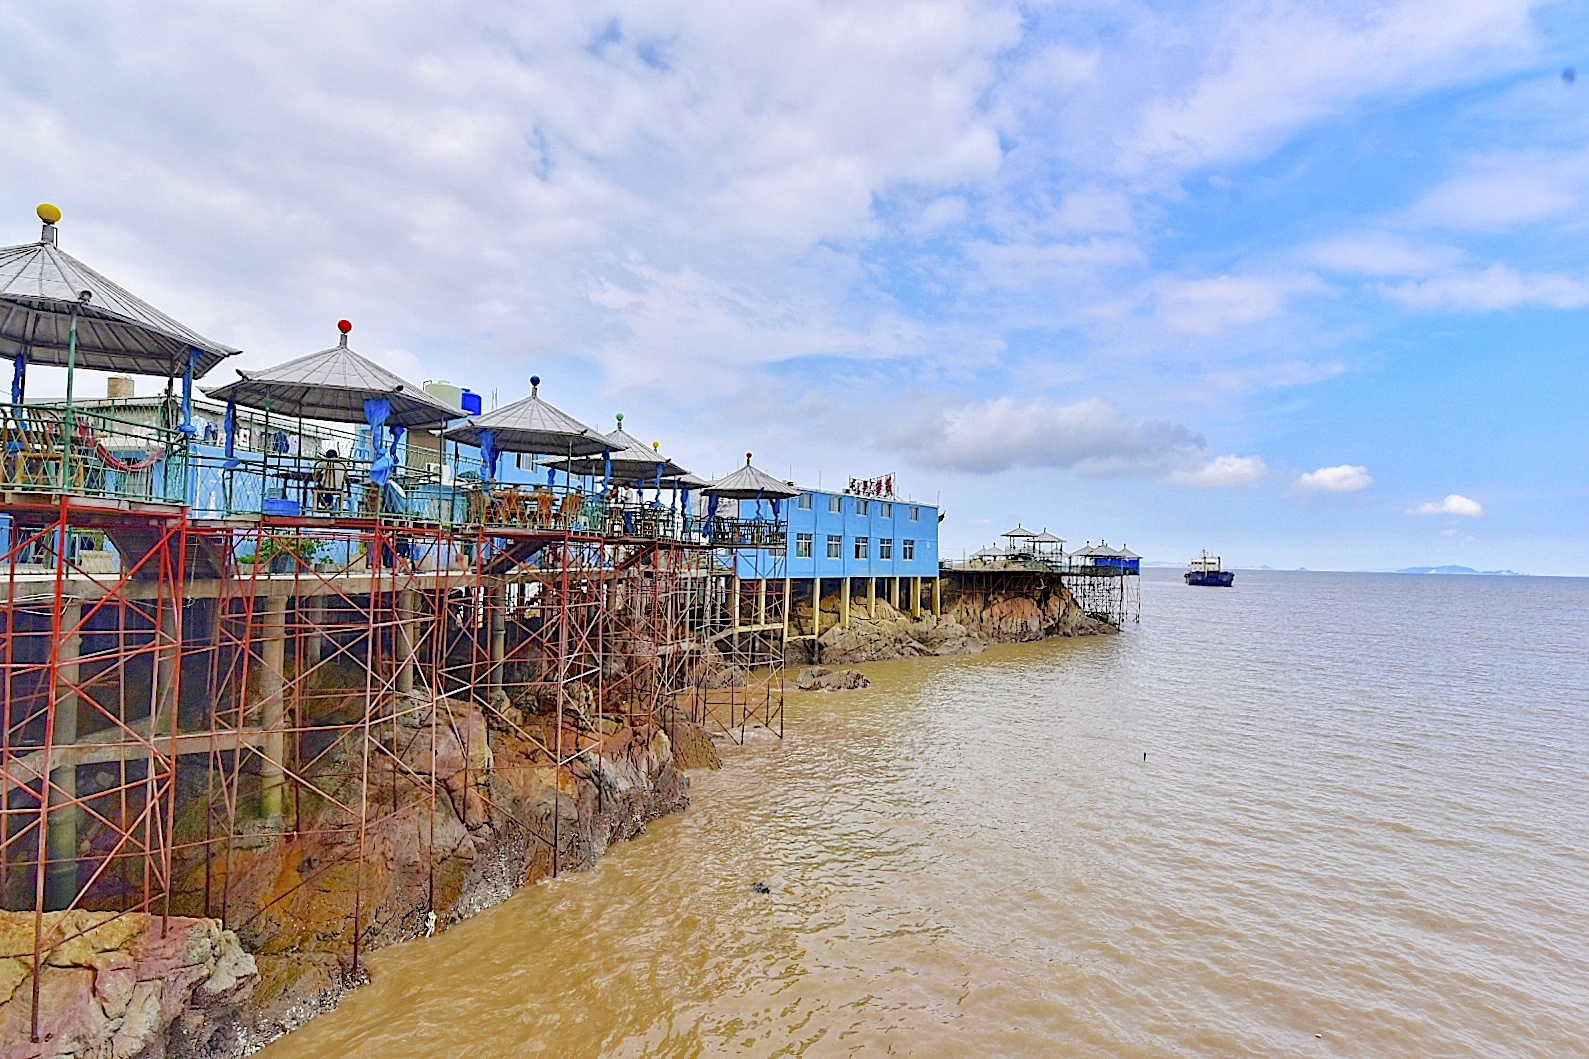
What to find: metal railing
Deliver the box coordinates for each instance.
[1,404,189,504]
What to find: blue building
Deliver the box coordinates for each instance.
[739,484,941,640]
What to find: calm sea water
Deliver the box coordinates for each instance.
[261,569,1589,1057]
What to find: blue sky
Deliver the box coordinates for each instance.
[3,1,1586,572]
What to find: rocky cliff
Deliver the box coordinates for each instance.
[792,575,1111,666]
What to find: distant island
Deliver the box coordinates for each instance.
[1396,566,1524,576]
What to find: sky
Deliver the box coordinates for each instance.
[2,1,1586,573]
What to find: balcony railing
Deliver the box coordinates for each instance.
[1,405,188,504]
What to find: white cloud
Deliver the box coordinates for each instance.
[881,395,1200,475]
[1414,494,1483,517]
[1153,273,1324,336]
[1413,150,1589,231]
[1384,265,1589,311]
[1295,464,1373,492]
[1306,233,1463,277]
[1170,454,1268,488]
[1119,0,1535,177]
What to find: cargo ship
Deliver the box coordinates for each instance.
[1185,551,1234,587]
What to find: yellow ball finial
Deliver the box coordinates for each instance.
[652,440,661,450]
[36,203,62,225]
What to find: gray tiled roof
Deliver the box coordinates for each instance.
[554,417,688,479]
[443,379,607,455]
[0,219,239,377]
[206,331,460,427]
[704,455,801,499]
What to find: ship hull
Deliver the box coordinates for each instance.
[1184,570,1234,587]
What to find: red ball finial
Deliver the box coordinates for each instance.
[746,451,753,464]
[337,319,353,334]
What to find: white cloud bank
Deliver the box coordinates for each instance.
[1414,493,1483,516]
[1170,454,1267,488]
[1295,464,1373,492]
[881,395,1199,475]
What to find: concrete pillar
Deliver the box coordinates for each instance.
[489,585,506,697]
[889,576,899,609]
[259,595,287,821]
[840,578,850,628]
[932,577,942,616]
[812,578,822,637]
[867,577,875,618]
[303,595,324,672]
[396,589,418,695]
[45,603,81,910]
[913,577,924,618]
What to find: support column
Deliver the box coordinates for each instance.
[840,577,850,628]
[889,576,899,609]
[259,595,287,821]
[489,584,506,699]
[913,577,924,618]
[45,603,81,910]
[396,589,418,695]
[867,577,875,618]
[932,577,941,616]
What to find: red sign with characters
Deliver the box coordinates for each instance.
[848,474,895,498]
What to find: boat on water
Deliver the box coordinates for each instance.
[1185,551,1234,587]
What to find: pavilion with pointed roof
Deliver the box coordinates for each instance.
[0,204,238,380]
[444,375,606,457]
[206,321,459,427]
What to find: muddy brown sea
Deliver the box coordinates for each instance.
[259,569,1589,1058]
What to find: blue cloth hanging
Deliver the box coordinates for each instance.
[602,448,612,493]
[271,430,290,454]
[364,397,394,486]
[546,466,556,488]
[179,348,199,436]
[223,401,239,467]
[707,494,719,522]
[478,428,499,482]
[8,352,24,447]
[771,498,781,518]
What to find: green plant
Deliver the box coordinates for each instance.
[240,534,326,566]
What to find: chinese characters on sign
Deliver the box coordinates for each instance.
[848,474,895,498]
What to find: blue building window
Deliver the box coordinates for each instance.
[828,495,842,513]
[909,506,920,521]
[827,534,842,559]
[881,502,892,518]
[879,538,893,560]
[798,493,813,510]
[856,499,868,516]
[903,539,916,560]
[796,533,812,558]
[855,537,869,560]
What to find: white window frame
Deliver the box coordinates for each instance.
[855,536,869,560]
[828,494,842,513]
[827,534,842,559]
[798,493,813,510]
[879,538,893,560]
[795,533,812,558]
[856,499,869,516]
[903,539,916,560]
[880,502,892,518]
[910,506,920,520]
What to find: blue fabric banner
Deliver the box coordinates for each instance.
[364,397,394,486]
[179,348,199,436]
[478,428,499,481]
